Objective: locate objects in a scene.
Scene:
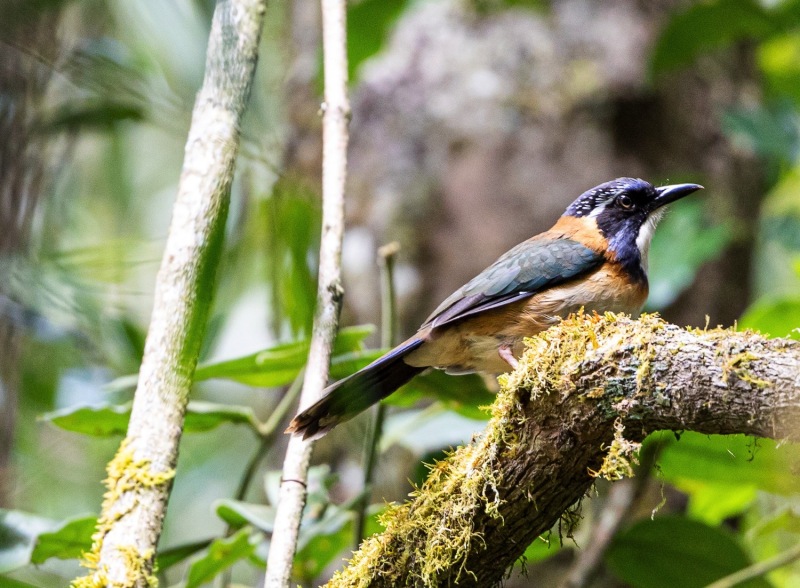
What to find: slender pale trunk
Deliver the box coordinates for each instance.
[73,2,267,585]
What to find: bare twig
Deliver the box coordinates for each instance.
[221,372,305,588]
[354,242,400,548]
[706,542,800,588]
[264,0,349,584]
[73,2,267,586]
[325,314,800,587]
[236,370,305,502]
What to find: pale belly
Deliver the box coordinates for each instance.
[405,264,647,374]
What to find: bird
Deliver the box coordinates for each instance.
[286,177,703,440]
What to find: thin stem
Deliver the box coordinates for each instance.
[354,242,399,548]
[706,543,800,588]
[236,370,306,502]
[263,0,349,583]
[219,372,306,588]
[377,242,400,350]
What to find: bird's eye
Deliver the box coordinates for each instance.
[618,195,634,209]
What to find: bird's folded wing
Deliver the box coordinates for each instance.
[423,237,603,329]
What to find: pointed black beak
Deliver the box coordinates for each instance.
[653,183,704,209]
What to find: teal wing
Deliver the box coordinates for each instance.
[423,237,603,329]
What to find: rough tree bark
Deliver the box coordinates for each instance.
[326,313,800,587]
[73,1,267,586]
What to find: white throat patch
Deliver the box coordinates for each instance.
[636,209,665,270]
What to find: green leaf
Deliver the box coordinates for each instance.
[156,539,213,571]
[739,297,800,339]
[182,401,260,433]
[606,517,770,588]
[0,577,40,588]
[388,370,494,420]
[41,403,131,436]
[328,349,384,381]
[295,504,384,582]
[214,500,275,533]
[646,200,732,309]
[347,0,408,80]
[382,409,488,455]
[185,528,258,588]
[753,507,800,538]
[262,182,320,336]
[722,103,799,165]
[760,33,800,108]
[647,432,800,495]
[680,481,757,525]
[30,515,96,563]
[762,166,800,218]
[519,534,560,565]
[295,506,352,580]
[194,325,375,386]
[501,0,547,9]
[39,100,145,134]
[0,510,55,573]
[651,0,776,76]
[42,400,262,436]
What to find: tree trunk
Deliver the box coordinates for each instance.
[73,1,267,586]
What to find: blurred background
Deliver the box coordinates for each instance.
[2,0,800,586]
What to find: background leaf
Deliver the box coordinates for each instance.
[651,0,775,76]
[347,0,409,81]
[646,200,732,309]
[606,517,770,588]
[214,499,275,533]
[386,370,494,421]
[156,539,213,571]
[185,528,258,588]
[30,514,96,563]
[42,400,262,436]
[295,503,384,582]
[648,432,800,496]
[194,324,374,386]
[0,510,55,573]
[739,297,800,339]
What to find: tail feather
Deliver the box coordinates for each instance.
[286,337,425,440]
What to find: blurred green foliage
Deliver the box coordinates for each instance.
[607,517,770,588]
[347,0,409,81]
[647,200,733,309]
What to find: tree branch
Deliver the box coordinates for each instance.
[73,1,266,586]
[326,313,800,587]
[264,0,349,584]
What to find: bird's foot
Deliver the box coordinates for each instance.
[498,345,519,370]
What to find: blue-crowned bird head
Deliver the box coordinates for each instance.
[564,177,703,278]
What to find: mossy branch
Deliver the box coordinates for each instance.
[326,313,800,588]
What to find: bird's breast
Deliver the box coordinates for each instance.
[512,260,649,334]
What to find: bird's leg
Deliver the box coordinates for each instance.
[498,344,519,370]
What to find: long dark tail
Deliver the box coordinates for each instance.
[285,337,426,440]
